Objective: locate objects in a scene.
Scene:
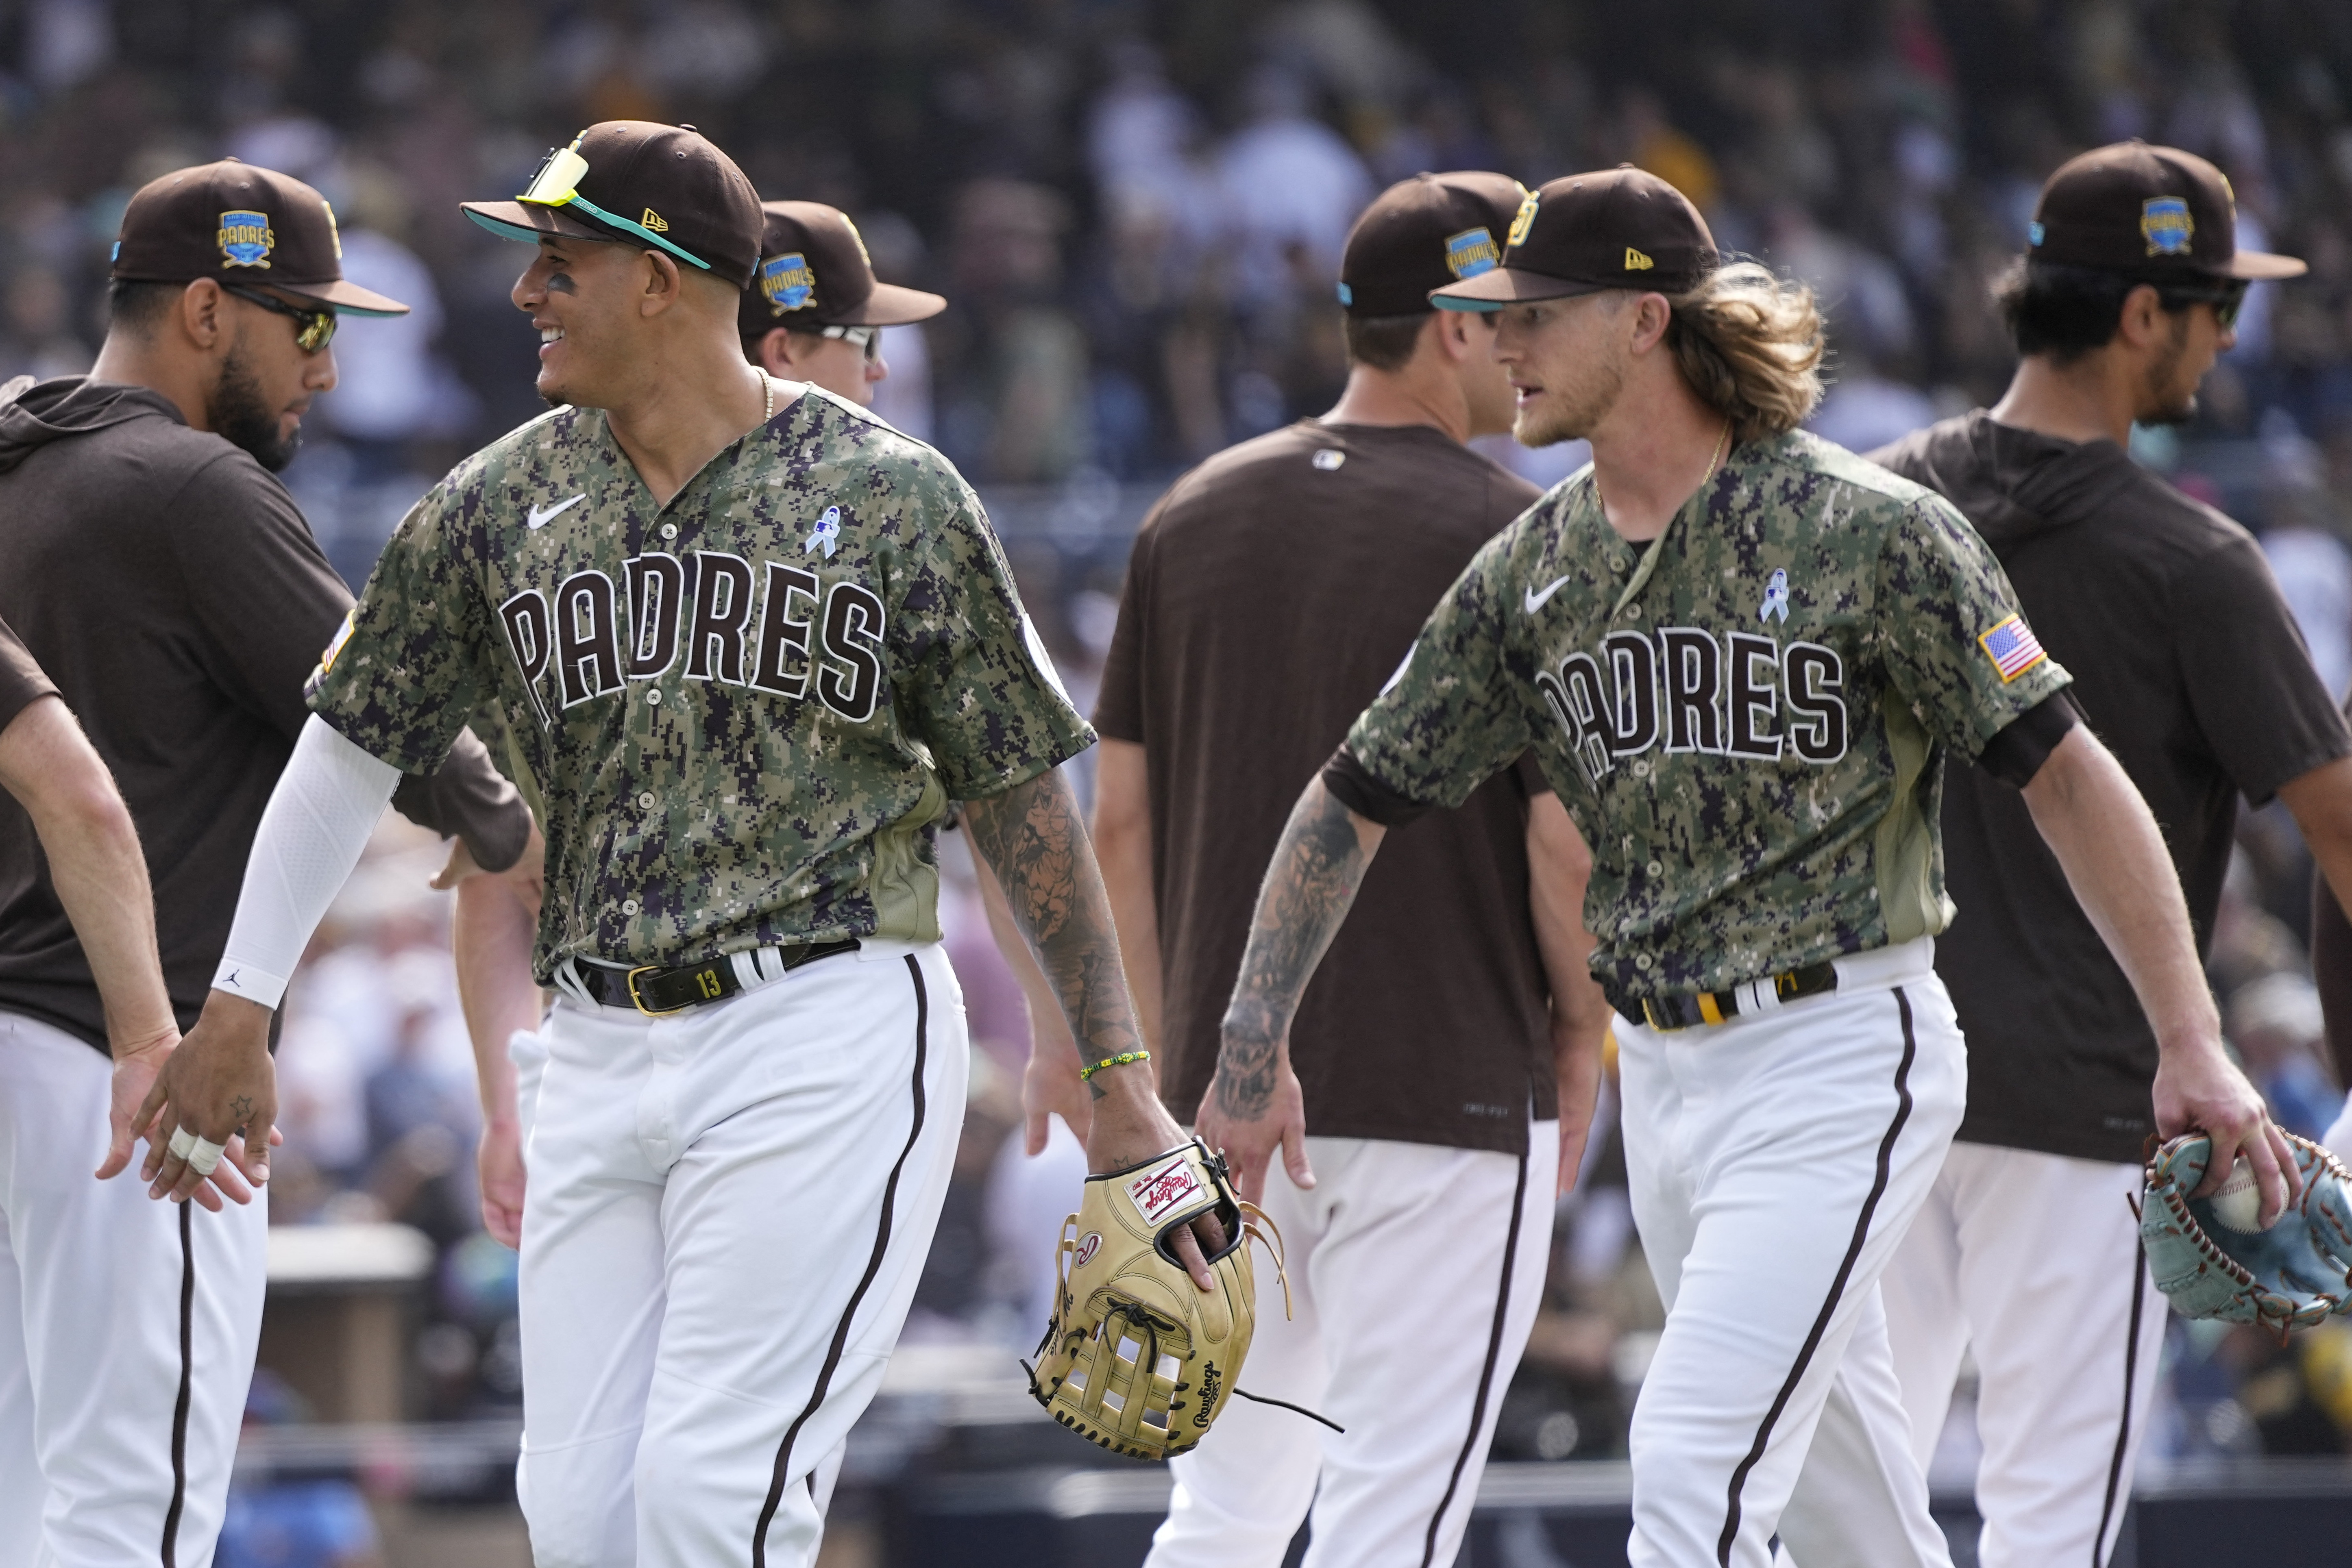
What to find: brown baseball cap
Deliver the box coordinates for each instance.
[738,202,945,337]
[110,159,408,316]
[1336,172,1528,318]
[463,121,764,290]
[1431,167,1717,309]
[2027,141,2303,281]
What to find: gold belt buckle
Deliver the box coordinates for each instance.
[625,965,688,1017]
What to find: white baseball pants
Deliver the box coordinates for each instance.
[514,942,966,1568]
[1879,1141,2163,1568]
[1146,1123,1558,1568]
[0,1011,268,1568]
[1617,937,1964,1568]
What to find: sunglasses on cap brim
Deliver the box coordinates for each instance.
[519,143,714,273]
[221,283,336,353]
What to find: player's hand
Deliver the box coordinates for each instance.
[1194,1040,1312,1207]
[478,1118,527,1248]
[433,822,546,918]
[1084,1060,1223,1290]
[2153,1031,2298,1226]
[95,1030,224,1213]
[137,991,279,1202]
[1022,1031,1092,1155]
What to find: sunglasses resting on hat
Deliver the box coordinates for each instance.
[518,140,713,272]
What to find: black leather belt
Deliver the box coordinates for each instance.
[1622,961,1838,1031]
[567,939,861,1016]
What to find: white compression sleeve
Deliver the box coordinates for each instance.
[211,714,402,1009]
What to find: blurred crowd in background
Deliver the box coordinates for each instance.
[14,0,2352,1543]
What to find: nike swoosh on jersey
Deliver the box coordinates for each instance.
[527,494,587,530]
[1523,574,1574,613]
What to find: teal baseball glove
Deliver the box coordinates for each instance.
[2141,1130,2352,1339]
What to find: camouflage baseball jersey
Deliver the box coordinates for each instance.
[309,385,1093,980]
[1346,429,2070,1001]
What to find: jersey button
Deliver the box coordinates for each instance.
[622,899,640,915]
[1646,859,1664,876]
[1635,954,1654,971]
[638,791,656,810]
[660,523,679,540]
[646,689,662,705]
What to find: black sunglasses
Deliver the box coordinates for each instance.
[2159,280,2250,331]
[220,283,337,353]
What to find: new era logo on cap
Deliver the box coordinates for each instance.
[1626,247,1654,271]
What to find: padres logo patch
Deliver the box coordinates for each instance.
[759,252,816,315]
[1444,226,1501,279]
[1507,190,1540,250]
[218,210,273,269]
[1978,614,2047,683]
[2141,196,2194,257]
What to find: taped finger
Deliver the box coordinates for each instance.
[187,1137,226,1177]
[168,1125,198,1160]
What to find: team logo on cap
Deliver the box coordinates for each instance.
[1507,191,1540,250]
[218,210,274,269]
[2141,196,2195,257]
[759,252,817,315]
[1444,227,1501,279]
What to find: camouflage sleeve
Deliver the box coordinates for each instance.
[1342,530,1535,810]
[305,483,491,774]
[890,476,1095,800]
[1875,494,2072,758]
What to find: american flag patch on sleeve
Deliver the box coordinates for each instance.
[1977,615,2047,683]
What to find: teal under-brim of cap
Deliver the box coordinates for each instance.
[1433,297,1505,313]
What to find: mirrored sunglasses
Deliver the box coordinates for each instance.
[220,283,336,353]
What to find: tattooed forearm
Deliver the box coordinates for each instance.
[963,770,1139,1085]
[1213,778,1380,1118]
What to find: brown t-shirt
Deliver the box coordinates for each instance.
[1095,420,1557,1155]
[0,377,530,1054]
[1875,412,2352,1163]
[0,618,57,734]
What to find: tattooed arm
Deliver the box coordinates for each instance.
[961,764,1223,1283]
[1196,775,1388,1202]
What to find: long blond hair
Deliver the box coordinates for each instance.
[1666,261,1826,442]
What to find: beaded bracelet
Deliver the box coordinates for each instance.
[1078,1049,1151,1081]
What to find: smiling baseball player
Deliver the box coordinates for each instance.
[167,121,1210,1568]
[1198,168,2283,1568]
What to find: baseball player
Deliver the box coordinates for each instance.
[1198,167,2284,1568]
[0,162,532,1566]
[1065,171,1610,1568]
[1867,142,2352,1568]
[738,200,943,408]
[170,122,1212,1568]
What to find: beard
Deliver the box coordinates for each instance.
[1513,352,1625,448]
[207,344,300,472]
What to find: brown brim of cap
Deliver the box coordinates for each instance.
[274,277,412,318]
[462,199,623,248]
[2219,248,2308,281]
[828,281,948,327]
[1429,267,1610,309]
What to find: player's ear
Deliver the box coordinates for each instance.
[1626,291,1673,355]
[639,250,683,317]
[179,279,225,353]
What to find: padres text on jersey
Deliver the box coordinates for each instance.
[1347,431,2069,1000]
[309,388,1093,978]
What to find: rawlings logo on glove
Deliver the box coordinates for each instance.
[1026,1139,1292,1460]
[2141,1128,2352,1339]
